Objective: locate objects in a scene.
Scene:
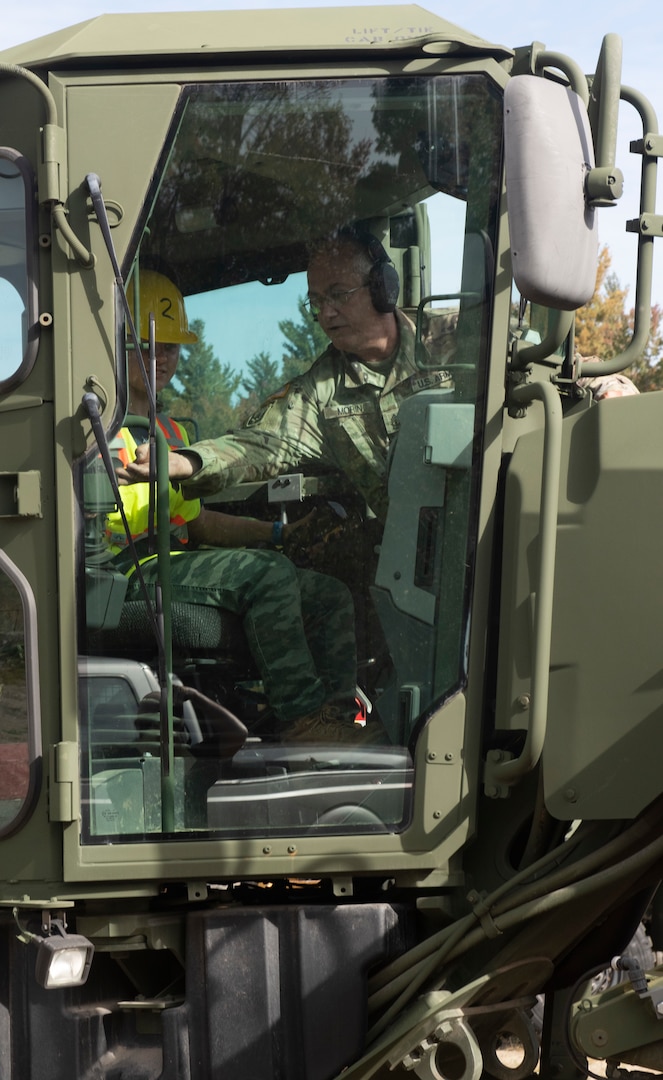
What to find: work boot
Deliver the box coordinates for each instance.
[284,701,381,744]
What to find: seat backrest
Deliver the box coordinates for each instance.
[89,601,254,668]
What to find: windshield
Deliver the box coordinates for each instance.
[78,72,502,842]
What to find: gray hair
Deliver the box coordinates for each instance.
[308,232,374,278]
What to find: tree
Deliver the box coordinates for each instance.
[574,246,663,391]
[143,81,373,282]
[574,247,630,360]
[623,303,663,391]
[240,351,281,401]
[159,318,242,439]
[230,351,283,425]
[279,297,329,381]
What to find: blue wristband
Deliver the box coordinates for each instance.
[271,520,284,547]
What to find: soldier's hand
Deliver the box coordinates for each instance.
[283,508,317,542]
[282,502,347,564]
[118,444,197,485]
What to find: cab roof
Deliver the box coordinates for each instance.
[0,5,512,69]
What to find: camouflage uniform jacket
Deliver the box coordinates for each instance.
[184,310,453,520]
[574,350,640,400]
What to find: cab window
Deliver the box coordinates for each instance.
[0,149,39,393]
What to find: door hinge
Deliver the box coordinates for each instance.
[49,742,78,823]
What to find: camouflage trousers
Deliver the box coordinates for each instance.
[127,547,357,722]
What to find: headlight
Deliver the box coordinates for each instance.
[34,932,94,989]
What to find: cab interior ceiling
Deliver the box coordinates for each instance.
[141,161,439,295]
[138,93,468,294]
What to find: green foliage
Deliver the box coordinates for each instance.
[160,302,329,435]
[159,318,242,439]
[575,248,631,360]
[234,297,329,422]
[144,81,373,281]
[280,297,330,381]
[163,298,330,432]
[240,351,282,401]
[230,351,283,426]
[241,298,327,394]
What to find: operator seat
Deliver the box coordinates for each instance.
[87,600,264,730]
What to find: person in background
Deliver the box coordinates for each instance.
[576,370,640,400]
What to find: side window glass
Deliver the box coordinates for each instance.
[0,551,40,833]
[510,281,568,358]
[0,148,39,392]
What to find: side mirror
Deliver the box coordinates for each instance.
[504,76,598,310]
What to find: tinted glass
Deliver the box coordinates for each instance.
[0,150,38,391]
[79,73,502,841]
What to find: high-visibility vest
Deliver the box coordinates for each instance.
[105,415,201,558]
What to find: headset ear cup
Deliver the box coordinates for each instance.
[335,223,400,311]
[368,260,400,313]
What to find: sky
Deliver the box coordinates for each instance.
[2,0,663,317]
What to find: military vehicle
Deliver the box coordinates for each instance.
[1,6,663,1078]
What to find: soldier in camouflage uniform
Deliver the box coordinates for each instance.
[124,237,639,511]
[112,271,360,740]
[123,231,454,523]
[576,367,640,400]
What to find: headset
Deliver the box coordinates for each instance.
[336,225,401,314]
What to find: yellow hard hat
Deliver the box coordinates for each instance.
[127,270,198,345]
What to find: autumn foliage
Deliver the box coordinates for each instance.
[575,246,663,390]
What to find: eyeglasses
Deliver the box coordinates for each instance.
[305,283,368,315]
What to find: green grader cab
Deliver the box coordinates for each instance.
[1,5,663,1078]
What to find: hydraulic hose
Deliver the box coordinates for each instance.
[368,797,663,1027]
